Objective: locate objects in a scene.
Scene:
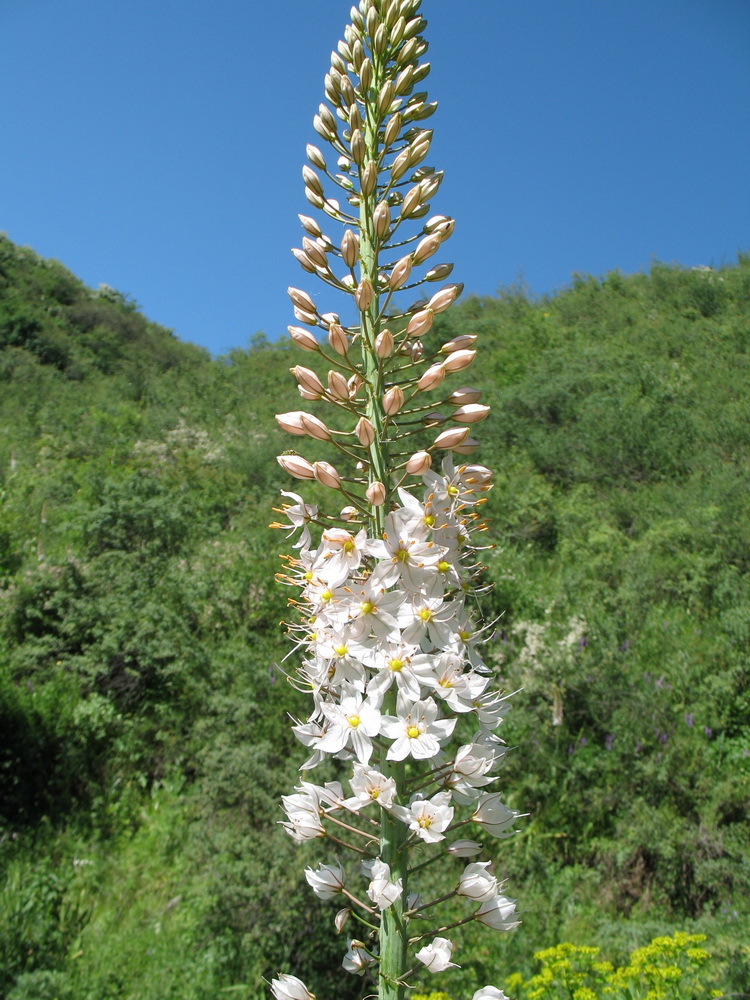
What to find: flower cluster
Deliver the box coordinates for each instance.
[269,2,521,999]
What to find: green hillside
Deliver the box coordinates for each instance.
[1,235,748,999]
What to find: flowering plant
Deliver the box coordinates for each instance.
[270,3,519,999]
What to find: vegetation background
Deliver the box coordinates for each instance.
[0,234,748,998]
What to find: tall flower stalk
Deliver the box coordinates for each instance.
[270,3,519,1000]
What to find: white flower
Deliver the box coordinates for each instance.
[305,861,345,900]
[347,764,397,810]
[363,858,403,910]
[472,988,510,1000]
[273,491,318,550]
[270,974,315,1000]
[471,792,518,838]
[280,789,324,842]
[415,936,458,972]
[457,861,498,902]
[342,939,374,976]
[391,791,454,844]
[446,839,483,857]
[381,693,455,762]
[317,686,382,765]
[316,527,368,587]
[475,894,519,931]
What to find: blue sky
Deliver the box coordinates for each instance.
[2,0,748,356]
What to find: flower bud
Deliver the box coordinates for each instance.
[373,201,391,240]
[306,144,326,170]
[375,329,394,357]
[302,165,324,196]
[334,908,351,934]
[406,450,432,474]
[313,461,342,489]
[428,284,462,314]
[361,162,378,198]
[298,386,321,401]
[288,326,319,352]
[277,454,315,480]
[270,974,316,1000]
[447,386,482,405]
[275,411,307,436]
[401,183,423,218]
[355,417,376,447]
[391,148,411,181]
[327,370,350,400]
[355,277,374,311]
[425,262,454,282]
[292,248,315,273]
[293,306,318,327]
[410,340,424,362]
[318,102,336,133]
[302,237,327,269]
[341,230,359,269]
[441,334,477,354]
[452,437,479,455]
[291,365,325,396]
[340,505,358,521]
[383,385,405,415]
[304,188,324,210]
[327,324,349,355]
[350,129,366,166]
[416,362,445,392]
[366,481,387,506]
[447,839,483,857]
[413,233,442,265]
[432,425,471,450]
[453,403,490,424]
[313,114,334,141]
[300,413,332,441]
[442,349,476,373]
[360,56,372,89]
[384,112,402,147]
[406,308,434,338]
[348,374,364,398]
[298,214,322,238]
[389,255,413,290]
[288,287,317,314]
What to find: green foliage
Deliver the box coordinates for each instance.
[1,237,749,997]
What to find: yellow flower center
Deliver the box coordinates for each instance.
[447,485,459,496]
[347,714,361,728]
[459,629,471,641]
[439,677,452,687]
[389,658,404,672]
[361,601,375,615]
[418,815,432,828]
[304,571,313,581]
[321,589,333,602]
[344,538,355,553]
[370,787,380,799]
[396,548,410,563]
[334,643,348,657]
[406,725,420,739]
[424,514,436,527]
[418,608,432,622]
[438,560,451,573]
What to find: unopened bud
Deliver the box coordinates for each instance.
[373,201,391,240]
[350,129,366,166]
[361,161,378,197]
[391,148,411,182]
[413,233,442,265]
[355,417,376,447]
[355,278,374,311]
[288,287,317,314]
[293,305,318,327]
[360,57,372,89]
[375,329,394,357]
[373,22,387,56]
[366,481,387,506]
[442,349,476,373]
[328,324,349,355]
[416,362,445,392]
[327,370,350,400]
[389,255,413,290]
[334,907,351,934]
[425,262,454,282]
[406,450,432,475]
[441,334,477,354]
[447,386,482,405]
[340,506,358,521]
[300,413,332,440]
[384,112,402,148]
[453,403,490,424]
[452,436,479,455]
[288,326,319,352]
[341,230,359,268]
[292,365,325,396]
[277,454,315,480]
[428,284,462,313]
[348,374,364,398]
[313,461,342,489]
[313,114,335,141]
[302,237,327,269]
[382,385,405,415]
[275,411,308,436]
[410,340,424,362]
[292,248,316,274]
[401,183,423,218]
[302,164,324,197]
[299,214,322,238]
[432,425,471,450]
[306,144,326,170]
[446,840,483,858]
[406,308,434,338]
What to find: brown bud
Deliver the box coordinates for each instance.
[425,262,454,282]
[302,237,328,269]
[350,129,366,166]
[428,284,462,314]
[306,144,326,170]
[413,233,442,265]
[277,454,315,480]
[410,340,424,362]
[293,305,318,327]
[275,411,308,436]
[383,385,405,415]
[288,326,319,352]
[452,437,479,455]
[300,413,331,441]
[384,112,402,148]
[366,481,387,506]
[313,461,342,489]
[327,370,350,401]
[355,417,376,447]
[375,329,394,357]
[406,450,432,475]
[298,214,322,238]
[292,248,316,274]
[447,386,482,405]
[373,201,391,240]
[432,425,471,450]
[361,161,378,197]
